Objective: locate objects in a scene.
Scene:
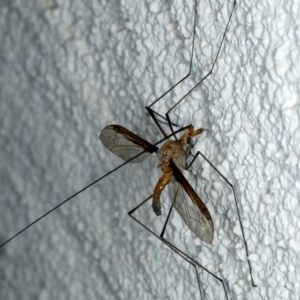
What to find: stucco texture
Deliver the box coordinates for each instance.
[0,0,299,299]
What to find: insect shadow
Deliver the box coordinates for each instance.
[0,0,256,299]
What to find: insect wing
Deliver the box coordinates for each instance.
[170,161,214,244]
[100,125,158,163]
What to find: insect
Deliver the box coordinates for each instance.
[2,2,258,300]
[100,124,213,242]
[100,123,228,298]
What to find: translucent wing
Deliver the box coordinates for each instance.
[170,161,214,244]
[100,125,158,163]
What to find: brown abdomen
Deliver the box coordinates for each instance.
[153,172,173,203]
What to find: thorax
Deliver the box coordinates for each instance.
[157,139,186,173]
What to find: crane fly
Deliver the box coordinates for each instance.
[0,0,257,299]
[100,124,214,244]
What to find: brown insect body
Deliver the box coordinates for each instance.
[100,124,214,244]
[152,125,206,216]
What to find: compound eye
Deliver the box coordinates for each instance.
[186,137,191,144]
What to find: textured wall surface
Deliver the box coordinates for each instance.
[0,0,299,299]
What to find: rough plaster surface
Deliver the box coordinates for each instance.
[0,0,299,299]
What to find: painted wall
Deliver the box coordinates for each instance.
[0,0,299,299]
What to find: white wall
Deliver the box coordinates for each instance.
[0,0,299,299]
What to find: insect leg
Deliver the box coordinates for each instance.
[128,197,228,300]
[146,0,198,111]
[185,151,202,170]
[164,240,204,300]
[145,0,199,139]
[159,203,174,238]
[194,150,257,287]
[0,126,194,249]
[163,238,229,300]
[147,0,236,139]
[127,194,152,215]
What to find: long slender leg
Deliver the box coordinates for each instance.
[128,195,228,300]
[146,106,168,138]
[146,107,178,127]
[145,0,199,139]
[185,151,202,170]
[160,203,174,238]
[163,239,228,300]
[146,0,198,112]
[164,240,204,300]
[0,125,193,249]
[147,0,237,138]
[128,195,153,215]
[189,150,257,287]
